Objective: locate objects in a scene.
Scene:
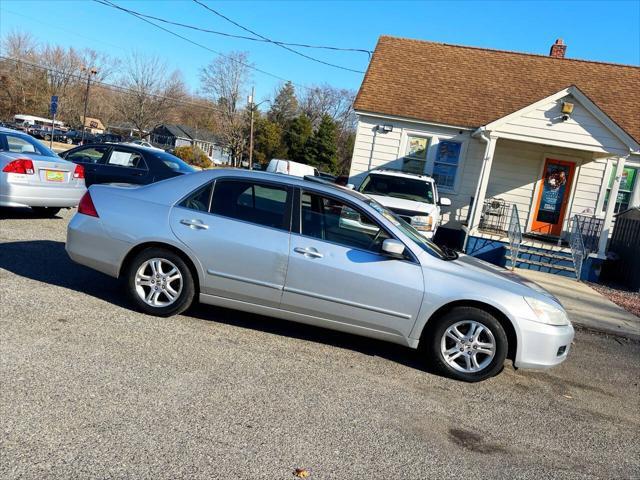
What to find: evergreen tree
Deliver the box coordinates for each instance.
[268,81,298,126]
[253,115,286,164]
[283,113,312,162]
[306,114,338,173]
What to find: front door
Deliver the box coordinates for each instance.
[531,158,576,236]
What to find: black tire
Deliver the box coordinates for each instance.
[31,207,61,217]
[66,138,73,144]
[125,247,195,317]
[44,134,51,141]
[423,306,508,382]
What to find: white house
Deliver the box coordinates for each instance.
[349,36,640,280]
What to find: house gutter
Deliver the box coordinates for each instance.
[463,127,492,250]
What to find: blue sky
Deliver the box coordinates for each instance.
[1,0,639,102]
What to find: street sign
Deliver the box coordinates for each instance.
[50,95,58,115]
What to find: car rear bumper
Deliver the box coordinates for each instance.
[66,213,128,278]
[514,318,575,369]
[0,180,86,208]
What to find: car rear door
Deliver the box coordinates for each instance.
[280,188,424,339]
[97,146,151,185]
[61,145,110,187]
[169,177,292,308]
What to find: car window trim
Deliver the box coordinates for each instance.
[175,179,215,213]
[295,186,418,264]
[65,144,112,164]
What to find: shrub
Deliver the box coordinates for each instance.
[173,145,213,169]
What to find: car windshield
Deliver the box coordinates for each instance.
[360,174,435,203]
[366,199,449,260]
[0,132,57,157]
[153,150,197,173]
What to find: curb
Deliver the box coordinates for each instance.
[572,322,640,343]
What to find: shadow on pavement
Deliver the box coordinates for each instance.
[0,207,64,219]
[0,240,128,308]
[0,239,427,373]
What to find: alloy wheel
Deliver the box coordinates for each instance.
[134,258,183,307]
[440,320,496,373]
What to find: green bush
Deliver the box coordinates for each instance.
[173,145,213,169]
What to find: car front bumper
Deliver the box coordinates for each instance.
[514,318,575,369]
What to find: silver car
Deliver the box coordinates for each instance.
[0,127,86,216]
[66,169,574,382]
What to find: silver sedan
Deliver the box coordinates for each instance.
[0,127,86,216]
[66,169,574,382]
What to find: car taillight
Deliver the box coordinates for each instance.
[78,191,99,217]
[2,158,35,174]
[73,164,85,179]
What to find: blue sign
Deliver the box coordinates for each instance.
[50,95,58,115]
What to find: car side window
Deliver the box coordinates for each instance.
[106,149,146,169]
[301,191,390,252]
[65,146,109,164]
[179,183,213,212]
[211,180,289,230]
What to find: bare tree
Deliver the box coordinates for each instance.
[115,53,184,137]
[0,32,43,117]
[200,51,252,164]
[299,84,356,131]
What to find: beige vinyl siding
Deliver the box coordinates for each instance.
[495,97,628,155]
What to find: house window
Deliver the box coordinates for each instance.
[604,166,638,213]
[433,140,461,189]
[402,135,429,174]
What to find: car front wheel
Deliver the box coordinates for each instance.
[425,306,508,382]
[125,248,195,317]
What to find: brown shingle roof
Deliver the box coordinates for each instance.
[354,36,640,142]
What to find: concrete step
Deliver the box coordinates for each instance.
[512,257,576,272]
[510,247,573,261]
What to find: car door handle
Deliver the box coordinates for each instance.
[180,219,209,230]
[294,247,323,259]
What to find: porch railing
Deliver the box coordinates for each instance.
[507,204,522,270]
[569,214,587,280]
[569,214,604,255]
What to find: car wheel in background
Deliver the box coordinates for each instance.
[31,207,61,218]
[66,138,73,144]
[424,306,508,382]
[125,247,195,317]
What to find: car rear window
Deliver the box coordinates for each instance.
[360,174,434,204]
[152,151,196,173]
[0,132,57,157]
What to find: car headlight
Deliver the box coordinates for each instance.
[524,297,570,326]
[411,215,433,231]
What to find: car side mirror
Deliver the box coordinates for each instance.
[439,197,452,206]
[382,239,405,257]
[346,183,355,190]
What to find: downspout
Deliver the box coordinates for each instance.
[463,126,492,251]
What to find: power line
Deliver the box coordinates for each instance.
[192,0,366,74]
[92,0,325,92]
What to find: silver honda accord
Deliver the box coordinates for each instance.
[66,169,574,382]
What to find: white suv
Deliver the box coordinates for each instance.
[357,169,451,239]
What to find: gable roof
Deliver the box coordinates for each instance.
[354,36,640,142]
[154,123,219,144]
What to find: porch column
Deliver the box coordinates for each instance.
[597,155,628,257]
[468,135,498,234]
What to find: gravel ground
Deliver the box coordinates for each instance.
[1,208,640,479]
[587,282,640,318]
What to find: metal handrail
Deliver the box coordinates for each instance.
[507,204,522,270]
[569,214,586,280]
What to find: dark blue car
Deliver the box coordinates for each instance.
[60,143,196,187]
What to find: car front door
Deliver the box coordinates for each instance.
[169,178,292,308]
[98,146,151,184]
[61,145,111,187]
[280,189,424,340]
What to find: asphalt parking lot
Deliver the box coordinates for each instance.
[1,208,639,479]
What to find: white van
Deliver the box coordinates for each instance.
[267,159,319,177]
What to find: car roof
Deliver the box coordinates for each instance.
[367,168,435,182]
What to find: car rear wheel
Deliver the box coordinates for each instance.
[424,307,508,382]
[125,248,195,317]
[31,207,61,217]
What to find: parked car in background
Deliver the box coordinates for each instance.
[357,169,451,239]
[96,132,123,143]
[64,130,98,145]
[60,143,195,187]
[252,162,263,171]
[267,158,318,177]
[0,127,86,216]
[66,169,574,382]
[126,139,163,151]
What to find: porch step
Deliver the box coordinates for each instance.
[512,257,575,272]
[508,246,572,261]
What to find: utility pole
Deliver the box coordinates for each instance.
[80,66,98,145]
[248,86,255,171]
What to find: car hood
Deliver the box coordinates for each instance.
[365,194,436,215]
[442,253,560,304]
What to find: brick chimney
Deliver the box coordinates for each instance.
[549,38,567,58]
